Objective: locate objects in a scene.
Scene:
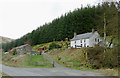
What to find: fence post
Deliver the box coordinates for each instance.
[29,52,32,64]
[52,61,54,67]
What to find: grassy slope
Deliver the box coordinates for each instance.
[0,53,12,78]
[2,41,68,68]
[33,41,70,51]
[47,48,91,70]
[28,55,52,68]
[47,48,118,76]
[2,54,52,68]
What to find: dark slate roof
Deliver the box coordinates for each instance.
[70,32,94,41]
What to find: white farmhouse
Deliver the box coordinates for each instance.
[70,30,103,48]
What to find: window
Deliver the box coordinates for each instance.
[81,40,82,43]
[84,44,86,47]
[75,41,76,44]
[98,39,99,42]
[75,45,76,48]
[84,39,86,42]
[81,44,82,47]
[95,38,97,42]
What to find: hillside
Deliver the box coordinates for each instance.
[33,41,70,51]
[2,2,119,52]
[0,36,14,44]
[46,47,118,76]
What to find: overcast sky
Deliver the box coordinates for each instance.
[0,0,119,39]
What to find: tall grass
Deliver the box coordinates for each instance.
[47,47,119,76]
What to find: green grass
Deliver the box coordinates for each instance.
[28,55,52,68]
[2,54,52,68]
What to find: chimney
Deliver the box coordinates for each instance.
[92,29,94,33]
[74,32,76,37]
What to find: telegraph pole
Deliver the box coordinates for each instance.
[104,13,106,54]
[104,13,106,42]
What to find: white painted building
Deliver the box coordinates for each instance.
[70,31,103,48]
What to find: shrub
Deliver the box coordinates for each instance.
[87,47,104,68]
[44,49,49,53]
[87,46,118,69]
[49,42,62,50]
[58,57,61,61]
[102,47,118,68]
[13,49,17,55]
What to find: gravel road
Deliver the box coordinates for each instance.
[1,64,105,76]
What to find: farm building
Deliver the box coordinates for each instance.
[38,46,47,51]
[70,29,113,48]
[16,44,32,55]
[9,48,16,54]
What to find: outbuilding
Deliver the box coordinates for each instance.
[16,44,32,55]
